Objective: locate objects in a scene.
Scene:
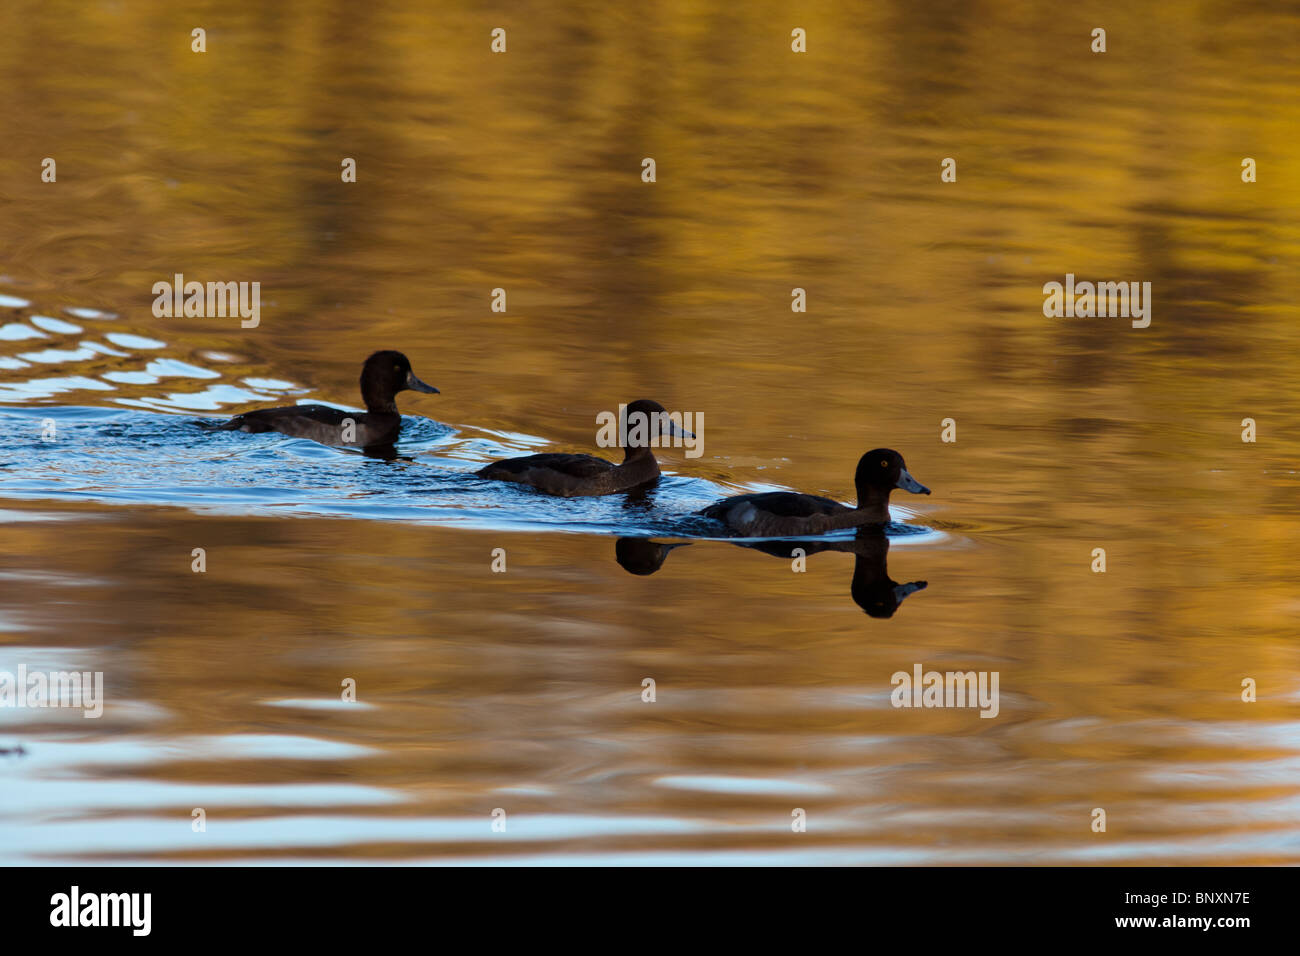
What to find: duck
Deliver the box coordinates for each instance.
[701,448,929,537]
[217,350,437,447]
[476,399,693,497]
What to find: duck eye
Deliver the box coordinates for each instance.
[881,459,889,467]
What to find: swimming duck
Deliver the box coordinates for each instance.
[701,448,929,536]
[476,399,693,497]
[217,350,437,447]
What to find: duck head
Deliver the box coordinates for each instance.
[360,350,439,412]
[853,448,929,522]
[620,399,695,457]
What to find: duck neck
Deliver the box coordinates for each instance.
[364,397,399,416]
[620,444,656,466]
[844,487,892,527]
[617,444,660,481]
[361,372,400,414]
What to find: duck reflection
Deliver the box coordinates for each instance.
[614,529,928,618]
[614,537,692,575]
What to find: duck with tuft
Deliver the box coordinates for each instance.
[476,399,694,497]
[701,448,929,537]
[216,350,438,448]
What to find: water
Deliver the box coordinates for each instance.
[2,0,1300,864]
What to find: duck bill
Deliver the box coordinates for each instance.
[665,421,695,441]
[895,468,930,495]
[406,370,439,394]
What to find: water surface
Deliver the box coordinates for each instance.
[2,0,1300,864]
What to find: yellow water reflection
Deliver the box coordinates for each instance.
[2,1,1300,862]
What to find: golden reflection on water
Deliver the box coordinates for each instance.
[2,1,1300,862]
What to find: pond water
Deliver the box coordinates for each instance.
[1,1,1299,864]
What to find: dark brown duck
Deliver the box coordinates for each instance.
[217,350,438,448]
[701,448,929,536]
[476,399,693,497]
